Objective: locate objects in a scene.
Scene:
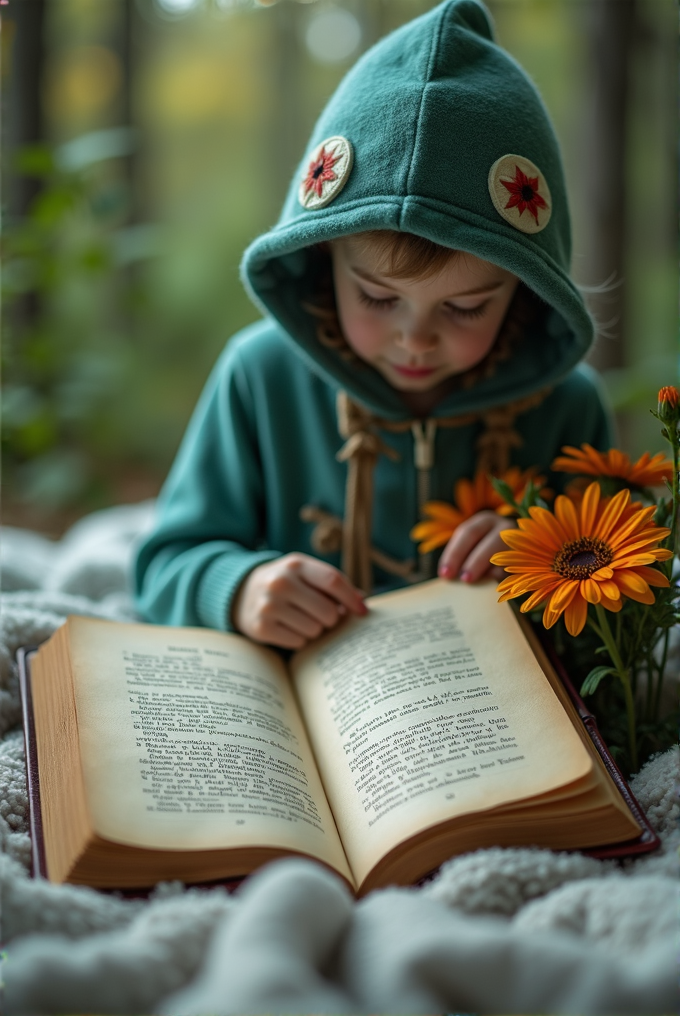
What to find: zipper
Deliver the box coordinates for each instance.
[411,419,437,580]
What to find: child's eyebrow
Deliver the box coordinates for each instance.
[349,266,506,298]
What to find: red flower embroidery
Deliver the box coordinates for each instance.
[501,165,548,225]
[303,145,340,199]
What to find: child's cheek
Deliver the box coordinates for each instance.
[342,312,386,363]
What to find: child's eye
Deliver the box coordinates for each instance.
[358,290,397,310]
[447,301,489,319]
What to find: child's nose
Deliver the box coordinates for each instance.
[396,327,438,354]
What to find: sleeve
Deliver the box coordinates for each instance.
[557,362,615,449]
[545,362,616,492]
[133,343,281,631]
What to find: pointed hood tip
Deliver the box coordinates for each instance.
[242,0,594,419]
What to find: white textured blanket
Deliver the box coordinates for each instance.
[0,504,678,1015]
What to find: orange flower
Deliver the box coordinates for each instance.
[552,444,673,489]
[490,482,672,636]
[411,468,544,554]
[658,386,679,424]
[658,385,679,409]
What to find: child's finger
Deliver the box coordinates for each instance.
[264,621,309,651]
[297,557,368,615]
[271,602,328,641]
[282,577,349,630]
[456,532,502,582]
[438,512,498,578]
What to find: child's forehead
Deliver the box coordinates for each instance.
[333,235,513,291]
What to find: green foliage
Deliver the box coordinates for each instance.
[2,132,259,520]
[499,405,680,778]
[580,665,618,697]
[488,475,548,519]
[3,142,137,512]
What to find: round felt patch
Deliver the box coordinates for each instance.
[488,154,552,234]
[298,136,354,210]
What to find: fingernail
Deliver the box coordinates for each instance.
[438,565,452,579]
[460,570,472,583]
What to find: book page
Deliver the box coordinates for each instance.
[291,580,592,885]
[67,617,351,880]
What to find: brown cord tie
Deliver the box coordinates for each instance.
[299,505,415,580]
[335,392,401,593]
[301,387,550,593]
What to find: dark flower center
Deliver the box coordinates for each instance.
[312,162,325,179]
[521,184,535,201]
[554,536,613,580]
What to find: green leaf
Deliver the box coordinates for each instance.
[519,479,543,516]
[489,476,519,511]
[14,144,55,178]
[581,666,618,697]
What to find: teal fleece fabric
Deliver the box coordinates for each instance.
[135,0,612,630]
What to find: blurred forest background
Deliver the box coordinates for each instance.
[2,0,677,534]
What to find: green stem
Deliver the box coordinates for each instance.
[665,427,679,574]
[652,627,670,722]
[640,661,651,723]
[593,603,638,772]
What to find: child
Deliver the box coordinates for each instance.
[135,0,612,650]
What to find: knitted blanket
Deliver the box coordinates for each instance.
[0,505,677,1015]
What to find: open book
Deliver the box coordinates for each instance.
[28,580,647,895]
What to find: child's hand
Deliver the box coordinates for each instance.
[232,553,367,649]
[437,511,517,584]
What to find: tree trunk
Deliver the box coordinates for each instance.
[583,0,637,373]
[3,0,47,223]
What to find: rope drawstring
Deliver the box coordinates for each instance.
[335,392,401,593]
[301,387,550,594]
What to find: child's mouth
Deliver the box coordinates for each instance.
[391,364,437,378]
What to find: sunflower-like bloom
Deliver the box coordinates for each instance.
[490,482,672,636]
[410,468,543,554]
[551,444,673,489]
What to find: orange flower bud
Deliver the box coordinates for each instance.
[658,386,679,408]
[657,386,680,424]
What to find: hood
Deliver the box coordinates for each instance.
[241,0,593,421]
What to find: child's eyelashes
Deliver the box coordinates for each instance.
[357,288,490,320]
[358,289,397,310]
[446,301,489,319]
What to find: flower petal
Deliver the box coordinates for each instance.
[630,565,670,588]
[421,502,463,524]
[410,521,452,541]
[580,578,602,604]
[528,505,569,545]
[591,567,614,580]
[613,570,656,604]
[548,579,579,612]
[564,594,588,636]
[520,587,555,612]
[417,533,453,554]
[580,481,600,534]
[554,494,580,540]
[594,488,630,541]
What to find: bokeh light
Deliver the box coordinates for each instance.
[45,46,122,122]
[154,0,203,17]
[305,6,361,65]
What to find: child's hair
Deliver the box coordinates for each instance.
[303,230,542,391]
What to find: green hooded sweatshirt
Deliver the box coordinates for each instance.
[135,0,612,630]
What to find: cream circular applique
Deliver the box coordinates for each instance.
[298,136,354,210]
[488,154,552,234]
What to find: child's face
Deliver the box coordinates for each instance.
[330,238,519,395]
